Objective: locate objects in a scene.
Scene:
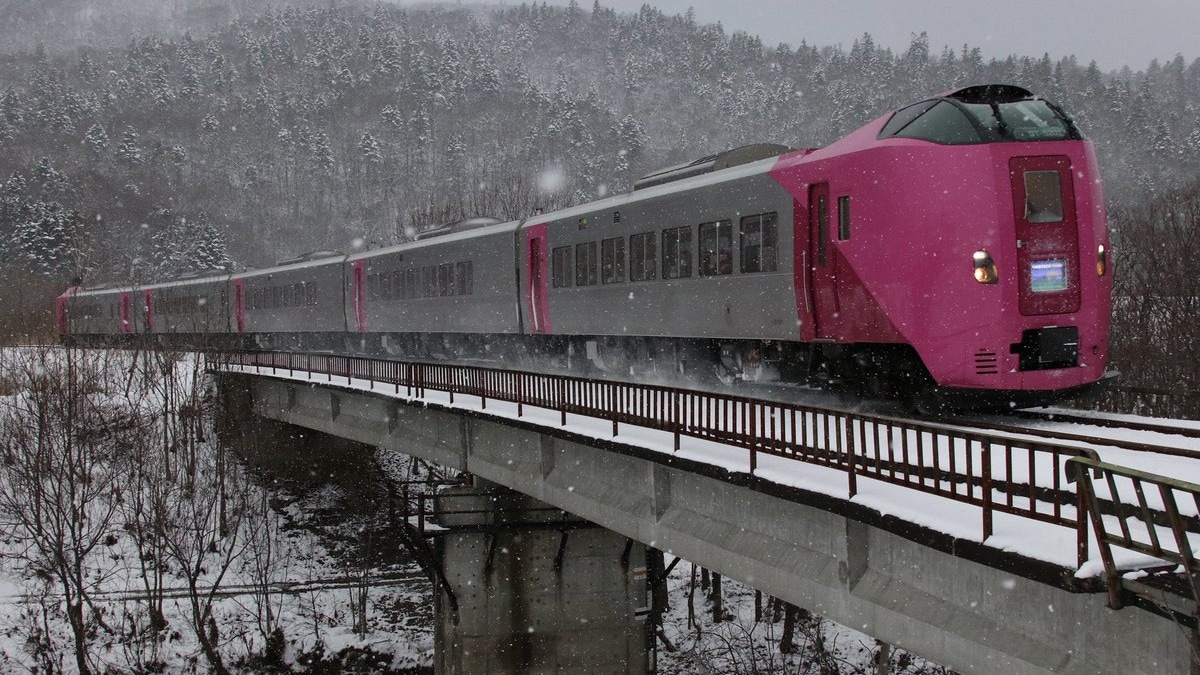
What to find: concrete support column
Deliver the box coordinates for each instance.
[433,483,650,675]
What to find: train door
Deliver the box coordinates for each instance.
[808,183,839,339]
[119,292,133,334]
[1010,156,1081,316]
[525,225,551,334]
[143,289,155,332]
[233,278,246,332]
[352,260,367,332]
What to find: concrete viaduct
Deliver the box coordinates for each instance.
[216,367,1196,675]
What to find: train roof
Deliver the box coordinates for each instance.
[522,151,801,230]
[71,273,231,297]
[346,219,522,263]
[233,252,348,280]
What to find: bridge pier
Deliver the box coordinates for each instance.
[432,482,652,675]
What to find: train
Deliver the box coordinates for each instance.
[57,84,1113,409]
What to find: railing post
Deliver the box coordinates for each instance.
[560,378,567,427]
[981,441,993,540]
[673,390,681,452]
[1077,483,1090,569]
[749,401,758,474]
[845,415,858,498]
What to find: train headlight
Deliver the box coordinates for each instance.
[973,250,998,284]
[1097,244,1108,277]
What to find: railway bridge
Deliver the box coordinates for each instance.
[213,351,1200,675]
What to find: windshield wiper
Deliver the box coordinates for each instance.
[988,102,1010,137]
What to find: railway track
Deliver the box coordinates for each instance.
[931,408,1200,460]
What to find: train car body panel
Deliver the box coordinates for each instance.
[149,276,230,335]
[521,160,800,342]
[348,220,524,336]
[233,256,348,335]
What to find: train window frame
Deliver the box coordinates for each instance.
[662,225,693,280]
[575,242,598,287]
[699,220,733,277]
[552,246,573,288]
[739,212,778,273]
[837,197,851,241]
[602,237,626,284]
[630,232,658,282]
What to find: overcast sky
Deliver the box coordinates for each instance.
[471,0,1197,71]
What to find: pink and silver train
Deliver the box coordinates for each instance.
[58,84,1113,408]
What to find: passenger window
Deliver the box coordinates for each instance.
[456,261,473,295]
[739,213,778,273]
[699,220,733,276]
[630,232,657,282]
[439,263,454,296]
[1024,171,1063,222]
[602,237,626,284]
[552,246,573,288]
[422,266,436,297]
[837,197,850,241]
[662,226,693,279]
[575,242,598,286]
[406,270,419,299]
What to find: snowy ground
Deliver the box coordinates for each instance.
[0,348,965,673]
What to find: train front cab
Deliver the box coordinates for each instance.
[768,84,1112,406]
[881,85,1112,404]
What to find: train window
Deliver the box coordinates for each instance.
[962,100,1073,141]
[552,246,573,288]
[817,197,829,266]
[1024,171,1063,222]
[575,242,598,287]
[662,226,693,279]
[439,263,454,296]
[879,100,938,137]
[892,101,981,144]
[837,197,851,240]
[406,270,419,299]
[740,213,778,273]
[456,261,473,295]
[699,220,733,276]
[422,266,436,297]
[630,232,657,282]
[602,237,626,284]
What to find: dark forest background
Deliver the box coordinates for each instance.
[1,0,1197,393]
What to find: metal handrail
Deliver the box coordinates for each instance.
[216,350,1105,566]
[1068,456,1200,612]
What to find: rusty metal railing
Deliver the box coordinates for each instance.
[1069,456,1200,613]
[218,351,1109,565]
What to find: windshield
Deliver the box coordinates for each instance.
[960,99,1075,141]
[879,96,1080,144]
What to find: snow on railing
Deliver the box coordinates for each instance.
[214,350,1200,591]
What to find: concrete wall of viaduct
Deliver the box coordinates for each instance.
[223,373,1193,675]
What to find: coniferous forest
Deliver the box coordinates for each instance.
[1,0,1199,391]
